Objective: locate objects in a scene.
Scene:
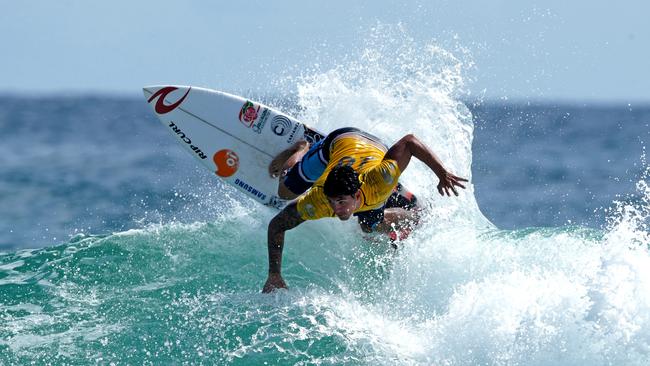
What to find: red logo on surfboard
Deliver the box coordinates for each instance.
[239,101,260,127]
[213,149,239,177]
[147,87,191,114]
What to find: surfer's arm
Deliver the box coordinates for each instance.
[385,134,468,196]
[263,202,305,293]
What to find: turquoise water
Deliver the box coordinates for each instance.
[1,26,650,364]
[2,205,649,364]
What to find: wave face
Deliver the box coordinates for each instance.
[2,204,649,364]
[2,26,650,365]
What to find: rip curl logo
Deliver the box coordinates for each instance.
[239,101,260,127]
[147,87,191,114]
[168,122,207,160]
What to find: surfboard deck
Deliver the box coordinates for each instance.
[143,85,324,209]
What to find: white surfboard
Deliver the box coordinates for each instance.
[143,85,324,209]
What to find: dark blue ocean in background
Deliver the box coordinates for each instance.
[1,96,647,250]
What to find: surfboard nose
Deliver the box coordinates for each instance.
[143,85,191,98]
[143,86,192,115]
[142,86,156,99]
[143,85,163,97]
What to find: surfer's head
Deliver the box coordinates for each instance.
[324,165,362,220]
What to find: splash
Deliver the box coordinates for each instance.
[603,150,650,248]
[291,23,488,228]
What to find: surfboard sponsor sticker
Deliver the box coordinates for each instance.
[252,108,270,134]
[168,121,207,159]
[238,101,269,134]
[286,123,301,144]
[213,149,239,177]
[234,178,266,201]
[239,101,260,126]
[148,86,191,114]
[270,115,292,136]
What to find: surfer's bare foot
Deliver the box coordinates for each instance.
[269,140,309,178]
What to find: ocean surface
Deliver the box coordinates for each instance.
[2,38,650,364]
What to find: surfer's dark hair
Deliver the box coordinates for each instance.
[323,165,361,197]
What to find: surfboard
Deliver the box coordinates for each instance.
[142,85,324,209]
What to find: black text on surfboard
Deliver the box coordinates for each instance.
[235,179,266,200]
[168,122,207,159]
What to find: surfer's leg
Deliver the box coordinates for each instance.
[279,139,329,199]
[357,207,418,234]
[269,140,310,178]
[381,208,419,238]
[385,183,420,217]
[277,182,299,200]
[383,184,421,240]
[355,184,421,241]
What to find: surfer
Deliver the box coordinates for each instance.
[263,128,467,293]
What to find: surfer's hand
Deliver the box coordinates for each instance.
[262,273,288,293]
[437,171,468,196]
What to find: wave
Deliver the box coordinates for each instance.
[1,202,649,364]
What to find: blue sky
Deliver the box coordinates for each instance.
[1,0,648,102]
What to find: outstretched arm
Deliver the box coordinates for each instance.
[263,202,305,293]
[385,134,468,196]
